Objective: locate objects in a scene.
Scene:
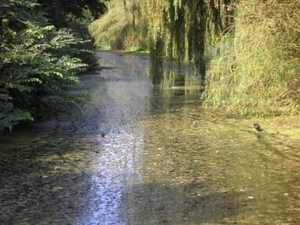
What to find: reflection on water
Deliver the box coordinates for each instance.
[81,130,143,225]
[76,51,151,225]
[0,51,300,225]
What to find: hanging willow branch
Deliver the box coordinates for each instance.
[140,0,234,83]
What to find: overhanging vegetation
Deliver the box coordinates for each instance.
[92,0,300,116]
[0,0,106,131]
[203,1,300,116]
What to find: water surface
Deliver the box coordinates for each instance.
[0,51,300,225]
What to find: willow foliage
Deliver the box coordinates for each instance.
[141,0,300,115]
[140,0,233,83]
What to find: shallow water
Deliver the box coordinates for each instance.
[1,51,300,225]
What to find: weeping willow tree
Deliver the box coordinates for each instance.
[140,0,233,84]
[141,0,300,116]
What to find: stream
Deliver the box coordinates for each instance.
[1,51,300,225]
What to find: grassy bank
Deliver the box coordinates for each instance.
[203,1,300,116]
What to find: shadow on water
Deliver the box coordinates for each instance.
[1,51,300,225]
[121,183,244,225]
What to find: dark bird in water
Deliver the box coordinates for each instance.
[101,132,105,137]
[253,123,263,132]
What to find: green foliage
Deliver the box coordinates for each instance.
[203,1,300,116]
[37,0,107,28]
[66,10,100,70]
[0,0,88,131]
[39,1,105,71]
[140,0,232,82]
[89,0,147,50]
[136,0,300,116]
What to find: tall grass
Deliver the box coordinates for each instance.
[203,1,300,116]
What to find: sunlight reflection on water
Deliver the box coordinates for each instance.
[76,52,300,225]
[1,51,299,225]
[78,129,144,225]
[77,51,150,224]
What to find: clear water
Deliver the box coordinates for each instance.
[0,51,300,225]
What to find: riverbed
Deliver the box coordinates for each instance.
[0,51,300,225]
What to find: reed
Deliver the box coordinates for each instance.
[203,1,300,116]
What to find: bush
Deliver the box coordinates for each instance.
[0,1,87,131]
